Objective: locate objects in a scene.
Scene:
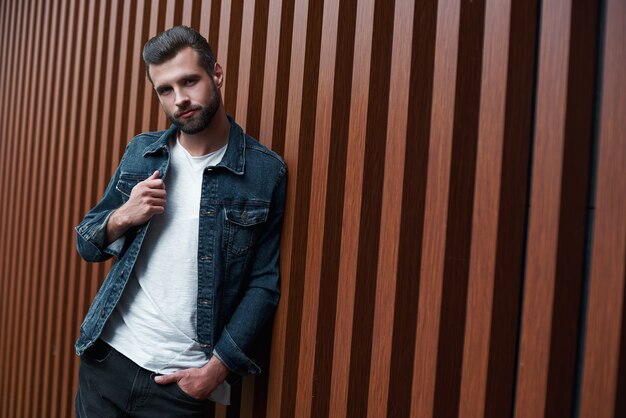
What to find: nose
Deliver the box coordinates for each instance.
[175,90,190,107]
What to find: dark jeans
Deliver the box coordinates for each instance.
[75,339,212,417]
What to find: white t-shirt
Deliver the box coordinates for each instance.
[101,136,229,403]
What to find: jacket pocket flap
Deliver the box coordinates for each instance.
[224,206,269,227]
[116,172,149,197]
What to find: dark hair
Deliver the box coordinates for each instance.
[143,26,216,83]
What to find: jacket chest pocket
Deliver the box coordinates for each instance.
[116,172,149,202]
[223,204,269,255]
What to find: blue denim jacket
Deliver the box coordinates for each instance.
[75,117,286,378]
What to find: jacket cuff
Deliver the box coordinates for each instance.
[213,329,261,377]
[75,211,126,260]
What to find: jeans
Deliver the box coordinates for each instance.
[75,339,212,417]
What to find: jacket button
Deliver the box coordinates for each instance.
[200,255,212,261]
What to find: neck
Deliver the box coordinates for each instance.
[179,109,230,156]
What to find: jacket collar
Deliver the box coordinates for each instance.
[142,115,246,175]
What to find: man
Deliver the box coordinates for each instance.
[74,26,286,417]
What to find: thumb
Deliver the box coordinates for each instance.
[154,372,179,385]
[148,170,160,180]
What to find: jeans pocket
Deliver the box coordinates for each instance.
[172,383,207,403]
[82,339,113,363]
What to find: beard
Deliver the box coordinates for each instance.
[166,85,220,134]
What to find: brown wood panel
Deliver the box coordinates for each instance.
[386,0,437,416]
[411,0,461,416]
[434,0,486,414]
[33,0,65,416]
[8,1,30,415]
[366,0,414,416]
[517,0,600,416]
[242,0,270,140]
[50,1,83,415]
[21,2,49,417]
[262,0,290,414]
[483,0,537,416]
[294,0,339,416]
[0,0,11,402]
[329,0,375,417]
[514,0,572,416]
[579,0,626,416]
[62,2,93,415]
[310,2,357,417]
[544,0,599,415]
[459,0,511,416]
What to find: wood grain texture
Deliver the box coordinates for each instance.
[0,1,620,417]
[579,0,626,416]
[411,0,461,416]
[514,0,572,416]
[459,0,511,415]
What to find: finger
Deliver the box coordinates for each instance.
[143,179,166,189]
[148,170,160,180]
[144,188,167,198]
[154,372,180,385]
[148,197,167,207]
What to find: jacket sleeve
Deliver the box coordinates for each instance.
[75,164,127,262]
[213,166,286,376]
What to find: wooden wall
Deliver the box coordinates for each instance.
[0,0,624,417]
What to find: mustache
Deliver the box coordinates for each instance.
[174,105,201,117]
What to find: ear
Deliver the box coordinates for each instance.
[212,63,224,88]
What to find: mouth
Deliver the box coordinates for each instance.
[176,107,199,118]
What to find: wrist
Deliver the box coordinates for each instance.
[205,355,230,382]
[110,207,131,230]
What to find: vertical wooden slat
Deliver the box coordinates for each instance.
[386,0,437,415]
[141,0,162,133]
[21,3,49,417]
[294,0,339,415]
[328,1,375,417]
[264,0,294,414]
[50,0,81,415]
[33,0,65,416]
[275,0,321,416]
[234,0,255,127]
[458,0,511,416]
[579,0,626,416]
[514,0,572,416]
[127,0,149,139]
[410,0,460,416]
[6,2,28,417]
[11,1,37,415]
[23,1,58,416]
[216,0,232,108]
[0,0,11,400]
[65,2,94,413]
[482,0,538,415]
[365,0,414,416]
[242,0,269,140]
[261,0,287,413]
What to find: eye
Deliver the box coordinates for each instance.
[183,79,197,86]
[157,86,172,95]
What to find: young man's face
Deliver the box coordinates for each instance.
[149,47,222,134]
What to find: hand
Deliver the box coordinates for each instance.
[154,356,230,400]
[106,171,166,242]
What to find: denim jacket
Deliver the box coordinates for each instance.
[75,117,286,378]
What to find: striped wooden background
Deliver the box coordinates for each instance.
[1,0,624,417]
